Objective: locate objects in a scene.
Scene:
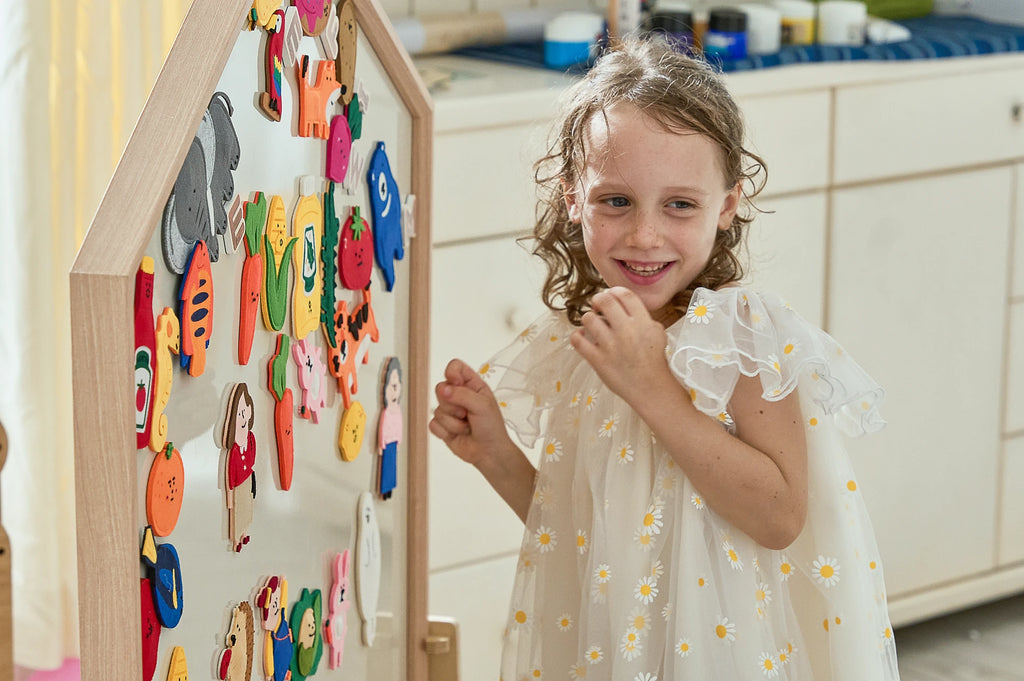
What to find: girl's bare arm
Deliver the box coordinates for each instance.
[429,359,538,522]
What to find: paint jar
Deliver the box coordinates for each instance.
[770,0,816,45]
[817,0,867,46]
[543,11,605,69]
[739,3,782,55]
[702,8,748,60]
[649,1,694,50]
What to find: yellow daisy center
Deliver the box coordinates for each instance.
[539,533,551,545]
[809,417,818,426]
[640,584,652,596]
[783,343,795,354]
[633,616,645,629]
[847,480,857,491]
[638,534,651,546]
[779,653,787,662]
[694,305,708,317]
[823,619,830,631]
[515,611,527,624]
[561,618,569,627]
[643,513,655,527]
[820,565,834,579]
[764,660,774,670]
[756,589,766,601]
[555,380,562,392]
[586,396,594,406]
[835,617,842,625]
[780,563,791,575]
[589,651,599,660]
[546,443,556,455]
[478,363,490,375]
[627,632,638,642]
[728,550,738,562]
[884,627,892,639]
[679,642,689,652]
[870,561,877,570]
[599,569,608,580]
[533,671,542,678]
[698,577,705,587]
[577,535,586,548]
[715,625,728,639]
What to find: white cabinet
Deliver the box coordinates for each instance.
[828,167,1012,595]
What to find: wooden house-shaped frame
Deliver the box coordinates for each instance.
[69,1,432,680]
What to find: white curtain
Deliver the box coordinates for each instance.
[0,0,190,671]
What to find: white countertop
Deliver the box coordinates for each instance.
[416,50,1024,131]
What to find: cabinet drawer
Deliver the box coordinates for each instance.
[429,238,548,569]
[738,90,831,196]
[998,437,1024,566]
[834,67,1024,184]
[1007,303,1024,434]
[432,122,548,244]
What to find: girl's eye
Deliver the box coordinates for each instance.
[605,196,630,208]
[669,200,694,210]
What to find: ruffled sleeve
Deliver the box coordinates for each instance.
[667,287,885,437]
[480,312,582,448]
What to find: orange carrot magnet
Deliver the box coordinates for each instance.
[268,334,295,490]
[239,192,267,365]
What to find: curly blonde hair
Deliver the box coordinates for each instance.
[530,38,767,324]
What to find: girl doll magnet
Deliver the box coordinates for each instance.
[222,383,257,552]
[256,575,293,681]
[376,358,402,500]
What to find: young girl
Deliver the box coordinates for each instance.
[430,40,898,680]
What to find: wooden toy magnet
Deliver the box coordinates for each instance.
[165,647,189,681]
[222,383,256,552]
[292,337,327,424]
[355,492,381,646]
[149,308,180,453]
[335,0,357,106]
[141,578,161,681]
[338,400,366,462]
[146,443,185,537]
[268,334,295,490]
[134,257,156,449]
[179,240,214,377]
[296,56,340,139]
[321,182,341,350]
[326,287,379,409]
[256,575,293,681]
[261,195,296,332]
[367,142,404,291]
[227,193,246,254]
[338,206,373,290]
[141,526,184,628]
[259,10,286,122]
[295,0,332,36]
[282,6,302,68]
[239,193,267,365]
[377,358,402,500]
[292,189,324,340]
[247,0,282,30]
[325,114,352,184]
[218,602,255,681]
[289,589,324,681]
[162,93,239,271]
[324,550,352,669]
[317,2,340,60]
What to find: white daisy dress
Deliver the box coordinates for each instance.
[485,287,899,681]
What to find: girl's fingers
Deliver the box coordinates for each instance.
[606,286,646,317]
[430,411,469,437]
[580,309,614,347]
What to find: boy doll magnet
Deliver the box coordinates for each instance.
[256,575,293,681]
[367,142,404,291]
[222,383,257,551]
[377,358,402,500]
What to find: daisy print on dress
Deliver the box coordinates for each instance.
[758,652,780,678]
[616,444,635,465]
[661,604,672,620]
[778,556,794,581]
[723,541,744,570]
[714,617,737,642]
[620,628,643,661]
[634,576,658,604]
[569,662,588,679]
[585,646,604,664]
[534,526,557,553]
[650,561,664,579]
[675,637,693,658]
[576,530,589,554]
[640,502,664,535]
[556,613,574,632]
[686,297,715,324]
[690,493,705,510]
[633,526,655,551]
[628,606,651,633]
[583,390,598,411]
[543,438,563,462]
[599,415,618,437]
[781,337,800,358]
[634,673,658,681]
[477,362,496,379]
[813,555,841,587]
[778,641,797,665]
[510,608,532,630]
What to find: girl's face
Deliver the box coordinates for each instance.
[234,398,252,446]
[564,102,741,323]
[385,369,401,406]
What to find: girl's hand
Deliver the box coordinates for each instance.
[570,287,672,403]
[429,359,514,467]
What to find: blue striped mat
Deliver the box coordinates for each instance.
[451,15,1024,73]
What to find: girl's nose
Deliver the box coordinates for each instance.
[625,213,663,249]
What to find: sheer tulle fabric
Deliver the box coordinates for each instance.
[485,287,899,681]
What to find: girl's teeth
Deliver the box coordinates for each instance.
[624,262,666,274]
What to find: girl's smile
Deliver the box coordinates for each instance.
[564,102,741,321]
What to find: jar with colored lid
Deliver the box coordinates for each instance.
[702,8,748,60]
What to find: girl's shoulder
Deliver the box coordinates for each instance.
[668,286,885,436]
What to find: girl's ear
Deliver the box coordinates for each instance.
[561,179,582,223]
[717,182,743,231]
